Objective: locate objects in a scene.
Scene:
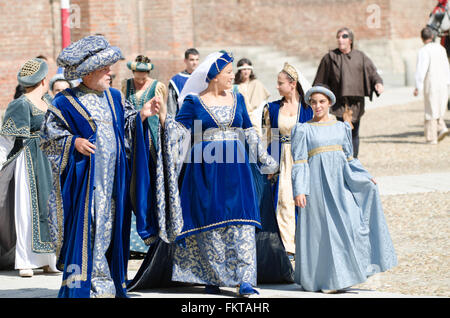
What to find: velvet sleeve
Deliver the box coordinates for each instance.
[1,98,31,139]
[291,123,310,196]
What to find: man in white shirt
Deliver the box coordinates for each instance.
[414,27,450,144]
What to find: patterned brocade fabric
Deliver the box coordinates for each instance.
[172,224,257,286]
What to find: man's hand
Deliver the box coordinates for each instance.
[375,83,384,95]
[413,88,419,97]
[294,194,307,208]
[75,138,96,156]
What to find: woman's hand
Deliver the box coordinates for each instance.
[75,138,96,156]
[294,194,307,208]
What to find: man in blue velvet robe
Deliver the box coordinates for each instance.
[40,35,182,298]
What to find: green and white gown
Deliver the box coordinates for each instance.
[0,95,56,271]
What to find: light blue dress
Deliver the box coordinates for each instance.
[291,119,397,292]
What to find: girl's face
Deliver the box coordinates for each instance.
[310,92,331,119]
[239,64,252,82]
[133,71,149,86]
[214,63,235,90]
[52,80,71,96]
[277,72,295,97]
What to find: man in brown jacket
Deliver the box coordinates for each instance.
[313,27,384,158]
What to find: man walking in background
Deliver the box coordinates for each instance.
[166,48,200,115]
[414,27,450,144]
[313,27,384,158]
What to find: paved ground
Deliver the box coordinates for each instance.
[0,86,449,299]
[0,269,423,298]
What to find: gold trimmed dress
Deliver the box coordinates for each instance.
[291,120,397,291]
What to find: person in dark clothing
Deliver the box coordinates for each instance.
[313,27,384,158]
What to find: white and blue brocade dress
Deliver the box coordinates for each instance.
[164,92,278,287]
[291,120,397,292]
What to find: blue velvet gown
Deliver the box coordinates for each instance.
[291,119,397,292]
[163,91,277,287]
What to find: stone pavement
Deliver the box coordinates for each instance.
[0,86,448,299]
[0,269,428,298]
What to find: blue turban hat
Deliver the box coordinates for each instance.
[57,35,124,80]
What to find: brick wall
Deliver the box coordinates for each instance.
[0,0,57,109]
[192,0,431,59]
[0,0,435,109]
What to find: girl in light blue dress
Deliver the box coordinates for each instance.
[291,85,397,293]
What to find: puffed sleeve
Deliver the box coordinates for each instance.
[155,82,168,104]
[342,121,373,179]
[261,103,271,147]
[120,79,128,97]
[291,123,310,196]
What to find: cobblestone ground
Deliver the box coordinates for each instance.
[130,100,450,297]
[358,100,450,177]
[354,100,450,297]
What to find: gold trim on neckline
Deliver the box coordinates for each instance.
[307,119,337,126]
[198,91,237,130]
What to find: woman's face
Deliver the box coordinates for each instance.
[277,72,295,97]
[214,63,235,90]
[310,92,331,118]
[133,71,149,86]
[239,64,252,82]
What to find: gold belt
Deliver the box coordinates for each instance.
[294,145,353,164]
[308,144,343,158]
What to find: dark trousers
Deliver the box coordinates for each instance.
[336,117,360,158]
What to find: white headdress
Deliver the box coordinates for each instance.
[177,51,223,110]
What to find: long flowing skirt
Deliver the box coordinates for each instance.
[295,154,397,292]
[0,152,57,271]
